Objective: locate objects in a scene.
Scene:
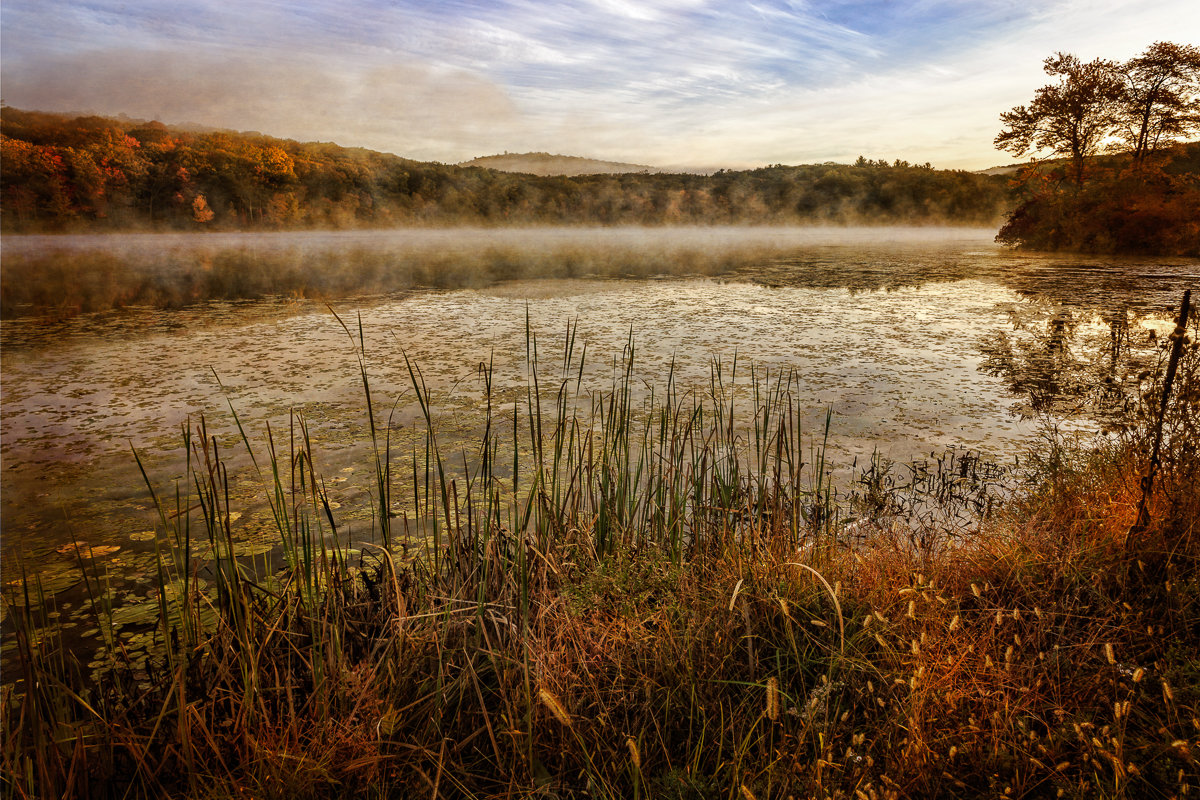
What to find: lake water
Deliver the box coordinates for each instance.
[2,227,1197,636]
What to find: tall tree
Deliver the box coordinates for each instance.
[995,53,1124,185]
[1117,41,1200,163]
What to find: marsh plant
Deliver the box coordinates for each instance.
[3,309,1199,800]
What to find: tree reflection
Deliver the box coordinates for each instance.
[978,297,1165,425]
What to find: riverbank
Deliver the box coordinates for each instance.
[3,304,1197,799]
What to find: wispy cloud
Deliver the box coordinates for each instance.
[2,0,1196,169]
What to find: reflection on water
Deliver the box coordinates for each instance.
[1,227,1196,644]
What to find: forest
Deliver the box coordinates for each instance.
[0,107,1011,232]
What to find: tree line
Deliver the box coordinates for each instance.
[994,41,1200,255]
[1,107,1010,232]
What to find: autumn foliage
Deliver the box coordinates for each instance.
[995,42,1200,256]
[1,107,1011,232]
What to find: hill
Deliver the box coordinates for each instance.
[1,107,1013,232]
[458,152,670,176]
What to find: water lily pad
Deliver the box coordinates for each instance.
[129,530,157,542]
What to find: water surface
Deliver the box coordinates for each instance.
[2,227,1196,610]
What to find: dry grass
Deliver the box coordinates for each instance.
[3,313,1198,799]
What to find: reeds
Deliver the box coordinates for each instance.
[3,311,1198,799]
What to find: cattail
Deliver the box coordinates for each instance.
[949,615,960,632]
[1012,608,1021,622]
[971,583,981,597]
[899,587,915,596]
[1104,643,1115,665]
[626,737,641,769]
[995,611,1004,626]
[863,614,874,629]
[834,580,842,597]
[766,677,781,722]
[1005,646,1014,664]
[911,639,920,655]
[907,600,916,619]
[1133,667,1145,683]
[538,688,571,727]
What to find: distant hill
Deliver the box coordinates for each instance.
[975,165,1021,176]
[460,152,670,176]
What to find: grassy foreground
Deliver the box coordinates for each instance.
[3,312,1199,800]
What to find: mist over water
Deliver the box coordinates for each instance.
[3,226,1009,321]
[2,226,1196,613]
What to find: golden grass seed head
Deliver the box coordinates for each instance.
[907,600,916,619]
[971,583,981,597]
[538,688,572,727]
[948,614,960,632]
[1104,643,1115,665]
[766,677,781,722]
[626,737,641,769]
[1133,667,1145,683]
[863,614,873,629]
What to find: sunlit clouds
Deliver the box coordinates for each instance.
[2,0,1196,169]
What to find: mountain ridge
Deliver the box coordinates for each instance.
[459,152,677,176]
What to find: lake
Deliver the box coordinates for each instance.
[1,226,1196,656]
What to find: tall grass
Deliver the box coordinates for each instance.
[3,309,1198,799]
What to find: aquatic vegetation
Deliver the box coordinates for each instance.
[3,307,1197,799]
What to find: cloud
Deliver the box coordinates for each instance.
[0,48,527,161]
[2,0,1197,169]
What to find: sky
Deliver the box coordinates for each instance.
[2,1,1198,170]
